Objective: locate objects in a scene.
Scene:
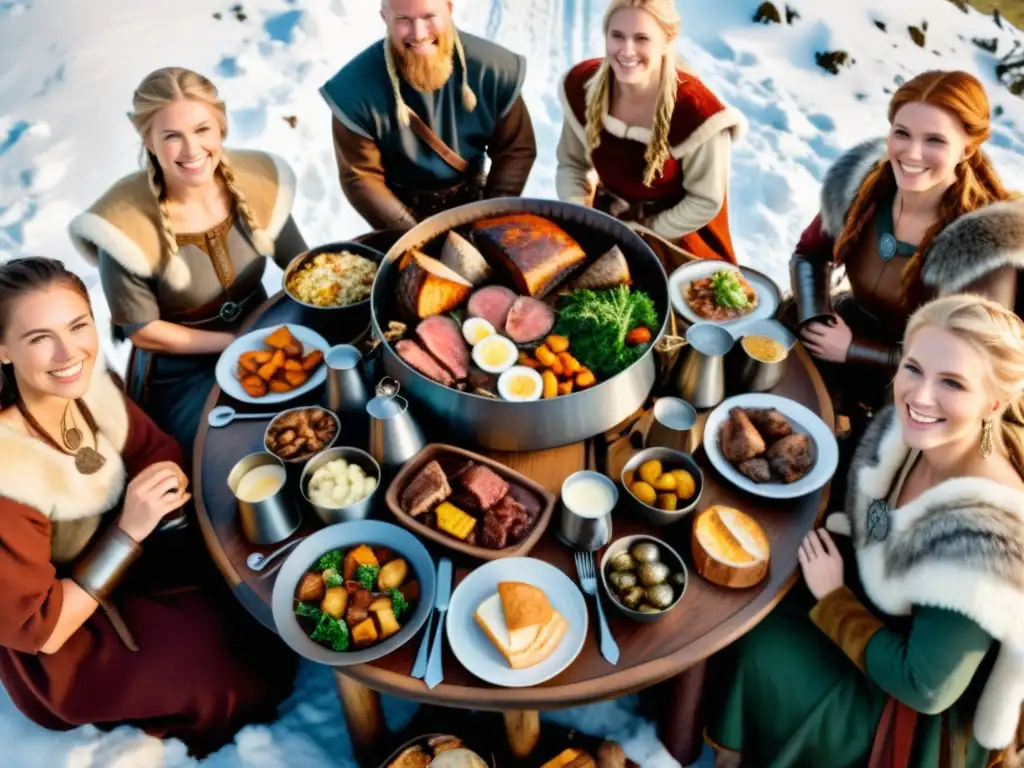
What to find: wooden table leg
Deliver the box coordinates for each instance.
[504,710,540,758]
[657,660,707,766]
[335,671,385,758]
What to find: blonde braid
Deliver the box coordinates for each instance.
[144,151,180,260]
[219,155,274,257]
[642,54,678,187]
[384,39,412,126]
[452,28,477,112]
[583,61,613,153]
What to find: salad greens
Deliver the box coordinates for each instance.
[389,588,410,620]
[356,564,380,591]
[554,286,658,379]
[309,612,351,652]
[295,602,323,620]
[323,568,344,588]
[314,550,342,572]
[710,269,751,310]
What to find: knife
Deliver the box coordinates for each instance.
[424,557,452,690]
[409,605,433,679]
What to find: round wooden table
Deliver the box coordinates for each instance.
[193,291,834,766]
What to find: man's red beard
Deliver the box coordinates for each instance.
[393,27,456,93]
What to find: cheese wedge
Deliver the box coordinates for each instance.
[692,505,770,589]
[474,583,566,669]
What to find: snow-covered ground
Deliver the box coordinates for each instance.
[2,0,1024,766]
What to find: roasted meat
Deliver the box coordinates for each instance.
[415,315,470,380]
[395,339,454,386]
[765,433,815,483]
[479,493,531,549]
[745,408,794,443]
[458,465,510,510]
[738,457,772,483]
[720,407,767,463]
[466,285,517,332]
[504,296,556,344]
[400,460,451,517]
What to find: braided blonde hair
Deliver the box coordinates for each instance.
[585,0,681,187]
[128,67,274,259]
[383,25,476,127]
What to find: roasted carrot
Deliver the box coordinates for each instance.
[625,327,652,346]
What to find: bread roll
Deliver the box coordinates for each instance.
[692,505,770,589]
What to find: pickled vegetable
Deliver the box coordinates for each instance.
[610,552,637,572]
[647,583,675,609]
[652,473,677,492]
[656,493,678,511]
[608,570,637,592]
[671,469,696,499]
[629,480,657,506]
[621,586,645,608]
[631,541,660,564]
[638,460,663,486]
[637,603,661,614]
[638,561,670,587]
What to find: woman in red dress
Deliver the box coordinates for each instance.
[556,0,745,266]
[0,257,296,756]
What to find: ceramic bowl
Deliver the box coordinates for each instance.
[620,447,704,525]
[299,446,381,526]
[599,534,688,624]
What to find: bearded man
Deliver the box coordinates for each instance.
[321,0,537,231]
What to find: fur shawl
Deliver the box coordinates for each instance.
[828,406,1024,749]
[67,149,296,292]
[819,138,1024,293]
[0,364,128,522]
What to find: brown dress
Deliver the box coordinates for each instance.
[0,368,296,757]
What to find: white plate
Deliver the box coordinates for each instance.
[668,260,781,330]
[703,393,839,500]
[215,323,329,405]
[445,558,587,688]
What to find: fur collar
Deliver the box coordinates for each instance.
[67,149,296,291]
[0,364,128,522]
[820,138,1024,293]
[832,406,1024,749]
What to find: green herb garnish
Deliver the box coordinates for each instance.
[314,550,343,572]
[554,286,658,379]
[355,564,380,591]
[323,568,343,588]
[309,612,350,652]
[389,588,409,620]
[710,270,750,310]
[295,602,323,621]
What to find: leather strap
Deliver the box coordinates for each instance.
[70,525,142,652]
[406,111,470,174]
[869,697,919,768]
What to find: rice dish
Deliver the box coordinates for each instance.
[286,251,378,307]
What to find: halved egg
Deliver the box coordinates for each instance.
[497,366,544,402]
[462,317,495,346]
[472,335,517,374]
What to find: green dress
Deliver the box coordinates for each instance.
[706,453,998,768]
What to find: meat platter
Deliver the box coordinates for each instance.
[384,444,556,561]
[370,198,671,451]
[701,393,839,500]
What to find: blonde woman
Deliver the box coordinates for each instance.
[69,67,306,451]
[708,295,1024,768]
[556,0,745,265]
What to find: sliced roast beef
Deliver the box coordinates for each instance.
[479,494,531,549]
[506,483,542,520]
[458,465,510,510]
[416,316,470,379]
[467,285,517,332]
[400,460,451,517]
[395,339,454,386]
[504,297,556,344]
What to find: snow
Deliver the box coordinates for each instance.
[2,0,1024,765]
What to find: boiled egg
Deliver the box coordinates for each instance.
[497,366,544,402]
[462,317,495,346]
[472,334,517,374]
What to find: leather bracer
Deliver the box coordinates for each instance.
[70,525,142,651]
[846,335,902,372]
[790,253,834,326]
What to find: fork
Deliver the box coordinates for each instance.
[575,550,619,665]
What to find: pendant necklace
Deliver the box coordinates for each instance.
[16,398,106,475]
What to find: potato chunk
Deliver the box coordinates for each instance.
[295,572,325,603]
[351,617,379,647]
[377,558,409,591]
[320,587,348,619]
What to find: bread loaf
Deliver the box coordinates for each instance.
[692,505,770,589]
[472,214,586,298]
[397,250,473,319]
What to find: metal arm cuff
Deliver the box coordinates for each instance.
[790,254,833,326]
[70,525,142,603]
[846,336,902,371]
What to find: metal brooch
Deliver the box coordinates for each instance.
[878,233,897,262]
[867,498,891,542]
[219,301,242,323]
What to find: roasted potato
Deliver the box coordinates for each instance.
[241,375,268,398]
[269,379,294,393]
[295,572,325,603]
[320,586,348,619]
[238,350,263,373]
[545,335,571,354]
[300,349,324,372]
[264,326,296,350]
[283,370,309,388]
[377,558,409,591]
[351,617,379,648]
[368,596,392,613]
[284,358,304,372]
[373,605,400,639]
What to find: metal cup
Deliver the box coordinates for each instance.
[367,393,426,471]
[676,322,735,409]
[736,319,798,393]
[326,345,370,417]
[646,397,699,453]
[557,471,617,551]
[227,452,301,545]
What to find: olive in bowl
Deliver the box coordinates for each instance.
[600,534,688,623]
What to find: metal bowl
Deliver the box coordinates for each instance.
[263,406,341,466]
[620,447,704,526]
[271,519,436,666]
[370,198,670,451]
[282,241,385,334]
[734,319,797,393]
[299,446,381,526]
[599,534,688,623]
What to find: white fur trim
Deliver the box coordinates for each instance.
[825,512,852,537]
[821,140,888,237]
[0,365,129,521]
[928,199,1024,293]
[669,106,747,160]
[264,152,295,239]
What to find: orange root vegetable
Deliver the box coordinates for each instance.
[625,327,652,346]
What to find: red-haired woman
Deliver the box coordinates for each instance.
[791,70,1022,425]
[555,0,745,267]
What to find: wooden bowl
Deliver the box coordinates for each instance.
[384,444,555,561]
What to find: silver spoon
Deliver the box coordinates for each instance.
[247,538,304,572]
[208,404,278,428]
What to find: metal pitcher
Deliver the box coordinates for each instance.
[326,344,370,421]
[367,389,426,471]
[676,323,735,409]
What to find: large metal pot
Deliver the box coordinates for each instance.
[369,198,670,451]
